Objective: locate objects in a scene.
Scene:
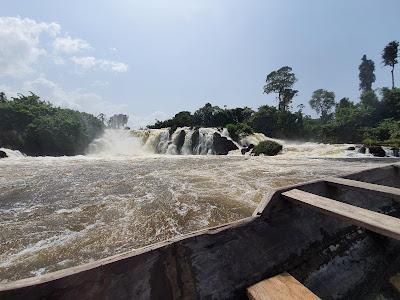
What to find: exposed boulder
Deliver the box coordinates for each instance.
[391,147,399,157]
[241,144,254,155]
[212,132,238,155]
[175,130,186,154]
[347,146,356,151]
[0,150,7,159]
[358,146,366,154]
[191,129,199,153]
[251,140,282,156]
[368,146,386,157]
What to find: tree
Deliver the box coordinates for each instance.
[382,41,399,89]
[173,111,193,127]
[0,93,104,156]
[297,104,305,112]
[309,89,335,122]
[108,114,129,129]
[97,113,107,125]
[360,90,379,108]
[0,92,7,103]
[358,55,375,92]
[227,107,254,124]
[263,66,298,111]
[380,87,400,119]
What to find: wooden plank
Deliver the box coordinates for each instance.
[282,189,400,240]
[247,272,320,300]
[325,177,400,201]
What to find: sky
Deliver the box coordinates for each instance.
[1,0,400,127]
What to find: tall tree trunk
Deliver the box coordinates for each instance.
[278,92,282,111]
[392,66,395,89]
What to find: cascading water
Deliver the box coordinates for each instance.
[1,128,397,159]
[0,148,25,159]
[86,129,149,156]
[130,127,240,155]
[84,128,399,158]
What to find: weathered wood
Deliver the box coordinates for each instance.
[325,177,400,201]
[247,272,320,300]
[282,189,400,240]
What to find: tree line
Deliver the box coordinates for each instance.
[0,93,104,156]
[0,92,133,156]
[149,40,400,147]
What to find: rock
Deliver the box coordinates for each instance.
[251,141,282,156]
[358,146,366,154]
[191,129,199,153]
[241,144,255,155]
[175,130,186,154]
[347,146,355,151]
[391,147,400,157]
[0,150,7,159]
[212,132,239,155]
[368,146,386,157]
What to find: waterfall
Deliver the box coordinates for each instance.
[84,128,399,158]
[86,129,149,156]
[130,127,239,155]
[0,148,25,159]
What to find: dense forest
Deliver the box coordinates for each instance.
[0,93,104,156]
[149,41,400,147]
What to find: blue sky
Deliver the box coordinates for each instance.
[1,0,400,127]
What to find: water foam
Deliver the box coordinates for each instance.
[0,148,25,159]
[86,129,149,157]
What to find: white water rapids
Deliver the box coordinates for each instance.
[0,129,398,282]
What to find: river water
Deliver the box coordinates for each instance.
[0,130,397,282]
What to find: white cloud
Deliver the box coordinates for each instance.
[22,76,127,115]
[53,35,91,54]
[0,16,127,77]
[71,56,128,73]
[0,16,60,77]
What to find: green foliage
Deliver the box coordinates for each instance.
[226,123,253,142]
[309,89,335,122]
[359,55,376,92]
[382,41,399,88]
[363,118,400,142]
[0,93,104,156]
[263,66,298,111]
[248,105,303,139]
[380,87,400,119]
[149,104,254,130]
[320,97,373,143]
[360,90,379,108]
[252,140,282,156]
